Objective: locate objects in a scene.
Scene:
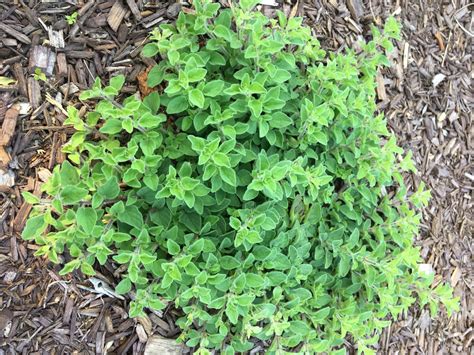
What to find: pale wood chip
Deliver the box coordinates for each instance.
[108,1,128,32]
[376,73,387,101]
[450,267,462,287]
[144,336,185,355]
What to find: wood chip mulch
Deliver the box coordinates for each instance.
[301,0,473,353]
[0,0,472,354]
[0,1,187,354]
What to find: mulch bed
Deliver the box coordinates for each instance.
[0,0,472,354]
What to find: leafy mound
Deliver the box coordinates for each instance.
[22,0,457,353]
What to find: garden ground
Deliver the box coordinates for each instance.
[0,0,471,354]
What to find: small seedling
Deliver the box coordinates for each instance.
[65,12,79,25]
[33,68,46,82]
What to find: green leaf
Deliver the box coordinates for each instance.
[214,25,232,41]
[328,226,345,240]
[188,239,205,255]
[208,296,226,309]
[272,69,291,83]
[166,263,182,281]
[60,161,79,185]
[248,99,262,117]
[187,68,207,82]
[139,113,166,128]
[167,96,189,114]
[338,254,351,277]
[60,186,88,204]
[213,152,231,167]
[100,118,123,134]
[219,166,236,186]
[117,206,143,229]
[113,252,132,264]
[140,252,157,265]
[270,112,292,128]
[115,278,132,294]
[384,16,401,40]
[246,273,265,288]
[22,191,40,204]
[347,228,360,249]
[249,82,266,94]
[122,117,133,133]
[167,239,181,255]
[110,75,125,92]
[246,230,262,244]
[203,80,225,97]
[209,52,226,66]
[143,92,161,114]
[148,298,166,311]
[233,273,246,292]
[313,130,328,145]
[76,207,97,235]
[289,320,310,336]
[147,65,165,87]
[220,256,241,270]
[263,40,284,53]
[188,89,205,108]
[22,215,46,240]
[225,303,239,324]
[313,307,331,322]
[240,0,260,11]
[168,50,180,65]
[81,262,96,276]
[98,177,120,199]
[142,43,159,57]
[114,232,132,243]
[59,260,81,275]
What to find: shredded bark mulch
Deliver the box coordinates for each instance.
[0,0,472,354]
[1,1,186,354]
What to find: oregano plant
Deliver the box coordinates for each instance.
[22,0,458,353]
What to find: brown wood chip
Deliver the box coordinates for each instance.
[0,23,31,45]
[108,1,128,32]
[0,107,19,146]
[126,0,142,20]
[0,146,11,167]
[56,53,68,78]
[12,63,27,97]
[27,77,42,109]
[347,0,364,20]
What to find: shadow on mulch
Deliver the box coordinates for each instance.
[0,0,472,354]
